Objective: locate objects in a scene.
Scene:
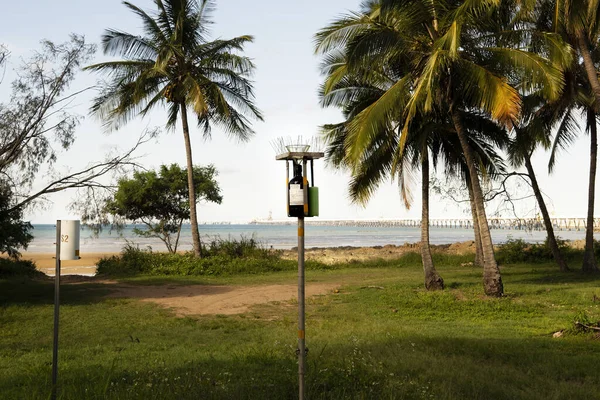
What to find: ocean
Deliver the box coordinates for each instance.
[25,223,594,253]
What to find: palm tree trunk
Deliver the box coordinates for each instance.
[466,173,483,267]
[576,30,600,111]
[421,152,444,290]
[451,110,503,296]
[523,154,569,271]
[180,104,202,257]
[583,108,598,272]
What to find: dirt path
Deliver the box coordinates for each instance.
[106,282,339,316]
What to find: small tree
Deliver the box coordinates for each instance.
[105,164,222,253]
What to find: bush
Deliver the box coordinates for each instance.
[203,235,279,259]
[98,238,471,278]
[0,257,43,278]
[97,240,305,277]
[496,237,573,264]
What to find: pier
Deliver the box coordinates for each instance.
[251,217,600,231]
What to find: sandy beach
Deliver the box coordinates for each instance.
[20,252,113,276]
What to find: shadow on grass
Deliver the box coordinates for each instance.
[3,334,600,400]
[509,270,600,286]
[114,276,224,286]
[0,277,241,307]
[0,278,114,307]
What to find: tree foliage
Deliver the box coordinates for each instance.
[0,36,95,191]
[105,164,222,253]
[315,0,574,295]
[0,182,33,258]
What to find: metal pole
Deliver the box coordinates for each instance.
[286,161,290,216]
[297,216,306,400]
[52,220,61,400]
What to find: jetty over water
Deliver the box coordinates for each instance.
[251,218,600,231]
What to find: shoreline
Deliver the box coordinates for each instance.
[17,238,589,276]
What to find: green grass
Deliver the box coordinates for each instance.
[1,257,600,399]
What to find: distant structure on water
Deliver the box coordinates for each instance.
[250,217,600,231]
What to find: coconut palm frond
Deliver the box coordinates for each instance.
[548,107,580,172]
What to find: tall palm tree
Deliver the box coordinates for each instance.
[547,96,598,272]
[480,0,573,272]
[318,51,444,290]
[509,117,570,271]
[441,120,508,268]
[534,0,599,271]
[316,0,566,296]
[552,0,600,272]
[85,0,263,257]
[318,51,507,289]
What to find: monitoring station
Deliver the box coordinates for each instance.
[275,143,323,400]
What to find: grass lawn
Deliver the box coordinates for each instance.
[1,257,600,399]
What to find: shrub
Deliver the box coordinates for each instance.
[96,240,301,277]
[98,238,472,278]
[496,237,573,264]
[203,235,280,259]
[0,257,43,278]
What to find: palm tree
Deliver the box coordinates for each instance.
[478,0,573,272]
[320,66,444,290]
[441,118,508,268]
[85,0,263,257]
[318,50,507,289]
[550,0,600,272]
[509,118,570,271]
[534,0,599,271]
[318,50,444,290]
[316,0,566,296]
[547,95,598,272]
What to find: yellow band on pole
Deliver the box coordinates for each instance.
[298,330,305,339]
[298,227,304,237]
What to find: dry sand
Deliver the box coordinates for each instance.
[21,252,112,276]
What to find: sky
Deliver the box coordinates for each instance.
[0,0,596,224]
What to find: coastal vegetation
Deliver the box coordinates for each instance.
[0,0,599,296]
[3,0,600,398]
[73,237,600,279]
[315,0,600,296]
